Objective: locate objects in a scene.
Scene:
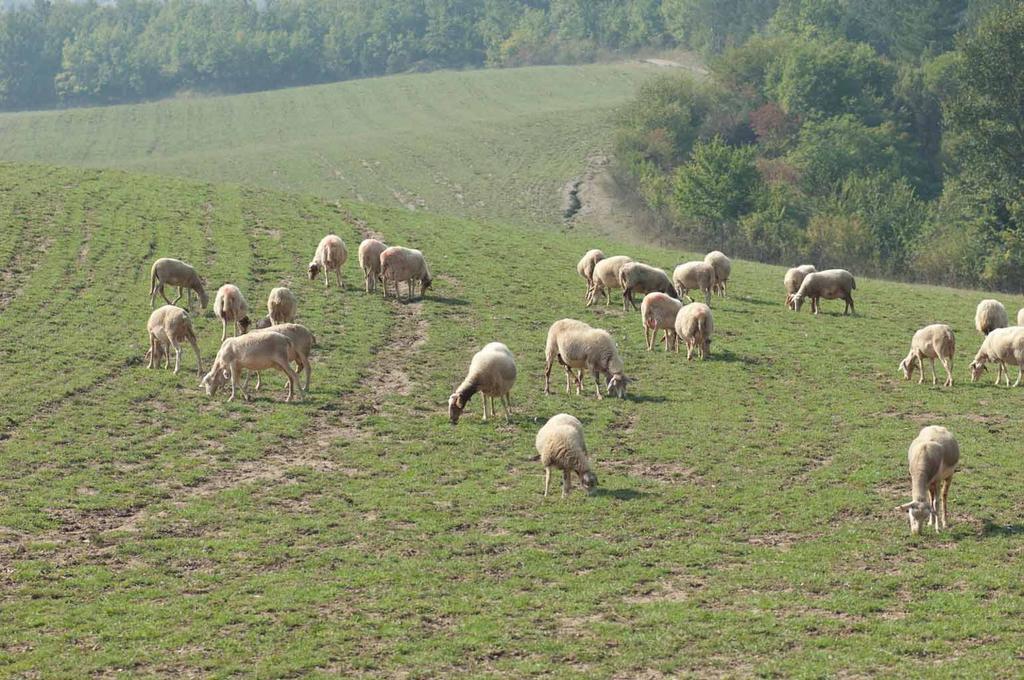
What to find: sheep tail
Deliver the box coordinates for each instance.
[149,264,158,295]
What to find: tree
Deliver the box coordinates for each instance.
[672,136,760,240]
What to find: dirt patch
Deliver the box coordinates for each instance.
[625,573,705,604]
[603,459,699,484]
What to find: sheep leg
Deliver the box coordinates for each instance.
[544,468,551,497]
[229,365,247,402]
[481,396,489,422]
[147,336,158,369]
[301,355,311,392]
[277,359,300,402]
[846,295,855,315]
[575,370,584,395]
[703,289,711,306]
[943,357,953,387]
[930,358,938,385]
[592,370,603,400]
[337,269,344,289]
[917,355,925,384]
[1015,362,1024,387]
[501,393,512,423]
[941,477,952,529]
[159,284,174,307]
[622,288,631,312]
[927,482,938,531]
[562,469,572,498]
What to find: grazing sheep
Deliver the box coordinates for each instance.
[784,264,817,309]
[200,331,300,402]
[576,249,605,301]
[791,269,856,315]
[214,284,251,341]
[380,246,432,301]
[544,319,629,399]
[587,255,633,307]
[267,287,297,325]
[672,261,715,306]
[448,342,517,424]
[149,258,208,310]
[704,251,732,297]
[899,324,955,387]
[358,238,387,293]
[895,425,960,535]
[308,234,348,288]
[968,326,1024,386]
[247,323,315,392]
[640,292,683,351]
[146,305,203,376]
[674,302,713,360]
[618,262,677,311]
[535,413,598,497]
[974,299,1008,336]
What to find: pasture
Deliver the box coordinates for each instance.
[2,162,1024,676]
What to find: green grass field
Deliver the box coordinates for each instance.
[3,161,1024,677]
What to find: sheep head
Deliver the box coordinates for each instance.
[421,274,433,294]
[238,316,252,334]
[607,373,628,399]
[580,470,599,495]
[447,393,466,424]
[896,500,932,535]
[254,316,273,330]
[898,357,914,381]
[307,261,321,280]
[968,360,986,383]
[791,293,805,311]
[200,367,229,396]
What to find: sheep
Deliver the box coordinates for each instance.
[380,246,432,301]
[586,255,633,307]
[704,250,732,297]
[968,325,1024,386]
[267,287,297,325]
[899,324,955,387]
[784,264,817,309]
[448,342,517,424]
[674,302,713,360]
[535,413,598,497]
[200,331,300,402]
[145,304,203,376]
[576,249,605,301]
[640,292,683,351]
[149,258,208,310]
[974,299,1008,336]
[253,315,273,330]
[618,261,677,311]
[544,319,629,399]
[246,323,315,393]
[357,238,387,293]
[895,425,960,535]
[213,284,251,341]
[308,234,348,288]
[791,269,856,315]
[672,261,715,306]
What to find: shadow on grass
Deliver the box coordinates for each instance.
[982,520,1024,536]
[593,488,648,501]
[628,394,667,403]
[710,349,761,365]
[427,295,470,306]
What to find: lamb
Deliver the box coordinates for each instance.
[576,249,605,301]
[968,325,1024,386]
[213,284,251,341]
[544,319,629,399]
[791,269,856,315]
[535,413,599,497]
[200,331,300,402]
[448,342,517,424]
[267,287,297,325]
[704,250,732,297]
[674,302,713,360]
[308,234,348,288]
[618,261,677,311]
[149,257,208,310]
[640,292,683,351]
[380,246,432,301]
[357,238,387,293]
[783,264,817,309]
[895,425,960,535]
[145,304,203,376]
[672,261,715,306]
[586,255,633,307]
[247,323,315,392]
[974,299,1008,336]
[898,324,955,387]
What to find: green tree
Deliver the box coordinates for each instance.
[672,136,760,240]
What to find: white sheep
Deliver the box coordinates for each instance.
[704,250,732,297]
[380,246,432,301]
[576,249,605,301]
[357,238,387,293]
[200,331,300,402]
[267,287,297,325]
[149,257,208,310]
[535,413,598,497]
[674,302,713,360]
[247,323,315,393]
[308,234,347,288]
[640,292,683,351]
[618,261,677,311]
[145,304,203,376]
[587,255,633,307]
[672,261,715,306]
[544,319,628,399]
[448,342,517,424]
[895,425,959,535]
[213,284,251,341]
[968,325,1024,386]
[899,324,955,387]
[974,299,1008,336]
[791,269,856,315]
[783,264,816,309]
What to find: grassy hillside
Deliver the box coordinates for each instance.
[2,163,1024,676]
[0,63,668,226]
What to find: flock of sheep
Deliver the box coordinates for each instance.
[143,232,1016,535]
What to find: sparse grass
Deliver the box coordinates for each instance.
[3,163,1024,677]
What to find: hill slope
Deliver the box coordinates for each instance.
[2,163,1024,676]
